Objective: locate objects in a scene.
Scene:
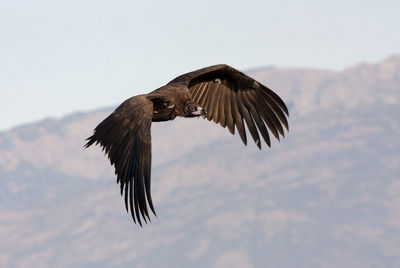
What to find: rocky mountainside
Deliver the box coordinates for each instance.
[1,56,399,267]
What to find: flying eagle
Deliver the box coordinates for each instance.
[85,64,289,225]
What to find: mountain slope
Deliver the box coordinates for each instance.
[0,56,399,267]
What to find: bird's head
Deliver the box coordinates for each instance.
[184,102,207,117]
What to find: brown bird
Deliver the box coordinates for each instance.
[85,64,289,225]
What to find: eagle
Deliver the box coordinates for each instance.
[85,64,289,225]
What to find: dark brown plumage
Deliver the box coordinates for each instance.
[85,64,289,225]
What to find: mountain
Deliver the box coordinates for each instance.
[1,56,399,268]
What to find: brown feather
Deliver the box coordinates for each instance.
[224,88,235,134]
[230,90,247,145]
[206,83,219,121]
[194,83,206,106]
[251,93,281,140]
[198,83,212,108]
[245,91,271,147]
[237,90,261,149]
[218,84,227,128]
[191,83,203,101]
[86,64,289,225]
[259,90,289,131]
[212,84,222,124]
[261,85,289,116]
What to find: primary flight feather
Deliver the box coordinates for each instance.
[85,64,289,225]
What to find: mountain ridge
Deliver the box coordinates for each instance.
[0,56,399,267]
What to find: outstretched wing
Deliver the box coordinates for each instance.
[85,95,154,225]
[170,64,289,149]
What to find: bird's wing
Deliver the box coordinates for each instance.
[170,64,289,149]
[85,95,154,225]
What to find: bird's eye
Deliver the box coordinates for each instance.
[190,106,196,112]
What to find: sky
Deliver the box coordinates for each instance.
[1,0,399,131]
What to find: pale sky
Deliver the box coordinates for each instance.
[1,0,399,131]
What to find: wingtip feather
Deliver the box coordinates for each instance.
[84,135,96,148]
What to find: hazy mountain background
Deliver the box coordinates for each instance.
[1,56,399,267]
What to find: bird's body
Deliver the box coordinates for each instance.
[85,64,289,225]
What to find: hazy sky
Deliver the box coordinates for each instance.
[1,0,399,131]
